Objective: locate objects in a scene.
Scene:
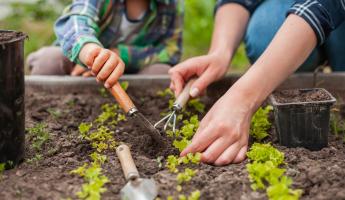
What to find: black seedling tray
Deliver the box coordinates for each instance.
[269,88,336,150]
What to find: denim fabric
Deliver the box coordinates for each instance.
[244,0,345,72]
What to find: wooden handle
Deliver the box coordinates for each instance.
[108,82,135,114]
[174,78,196,108]
[116,144,139,181]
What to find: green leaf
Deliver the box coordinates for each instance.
[120,81,129,91]
[173,138,191,152]
[247,143,284,167]
[188,99,205,113]
[177,168,198,184]
[250,106,273,141]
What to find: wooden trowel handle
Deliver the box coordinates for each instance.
[116,144,139,181]
[175,78,196,108]
[108,82,135,114]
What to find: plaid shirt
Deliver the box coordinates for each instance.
[55,0,183,72]
[216,0,345,45]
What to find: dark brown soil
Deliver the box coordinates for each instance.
[0,88,344,200]
[0,31,26,43]
[274,89,332,104]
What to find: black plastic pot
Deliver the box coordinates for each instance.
[0,30,27,167]
[269,88,336,150]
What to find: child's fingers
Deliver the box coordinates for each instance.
[104,61,125,88]
[91,49,111,74]
[96,54,119,82]
[82,71,92,77]
[71,64,87,76]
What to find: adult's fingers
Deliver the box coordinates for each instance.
[71,65,86,76]
[170,72,185,97]
[232,146,248,164]
[189,66,218,98]
[201,138,234,164]
[213,142,241,166]
[91,50,111,74]
[180,125,218,157]
[104,61,125,88]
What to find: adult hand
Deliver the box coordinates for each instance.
[169,52,230,98]
[180,91,253,166]
[70,64,92,77]
[79,43,125,88]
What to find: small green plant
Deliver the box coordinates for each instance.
[120,81,129,91]
[95,104,119,125]
[79,123,92,138]
[98,88,109,98]
[71,154,109,200]
[177,168,198,184]
[27,154,43,164]
[0,163,5,179]
[330,108,345,137]
[246,142,302,200]
[47,108,62,119]
[250,106,273,141]
[165,153,201,173]
[177,190,201,200]
[173,138,191,152]
[246,143,284,167]
[187,99,205,113]
[27,123,50,151]
[157,88,173,97]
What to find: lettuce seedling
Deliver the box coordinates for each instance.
[188,99,205,113]
[173,138,191,152]
[177,168,198,184]
[27,123,50,151]
[246,161,286,190]
[120,81,129,91]
[157,88,173,97]
[250,106,273,141]
[79,123,92,138]
[267,176,302,200]
[247,143,284,167]
[95,104,119,125]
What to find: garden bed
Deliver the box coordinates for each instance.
[0,75,345,200]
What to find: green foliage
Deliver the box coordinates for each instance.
[180,115,199,139]
[250,106,273,141]
[27,123,50,151]
[267,176,302,200]
[0,163,5,178]
[247,143,284,167]
[330,109,345,137]
[79,123,92,138]
[157,88,174,98]
[47,108,62,119]
[165,153,201,173]
[98,88,108,98]
[120,81,129,91]
[246,142,302,200]
[177,168,198,184]
[88,126,116,153]
[173,138,191,152]
[177,190,201,200]
[95,104,119,125]
[27,154,43,164]
[187,99,205,113]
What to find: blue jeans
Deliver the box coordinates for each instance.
[244,0,345,72]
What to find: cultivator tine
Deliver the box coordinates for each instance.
[154,113,171,129]
[163,111,175,131]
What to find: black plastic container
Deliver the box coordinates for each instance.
[0,30,26,167]
[269,88,336,150]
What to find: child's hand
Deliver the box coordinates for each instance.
[79,43,125,88]
[70,64,92,77]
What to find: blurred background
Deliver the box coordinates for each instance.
[0,0,249,73]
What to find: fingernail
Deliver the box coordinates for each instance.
[104,83,110,88]
[190,87,199,97]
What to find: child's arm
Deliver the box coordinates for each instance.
[55,0,124,88]
[117,3,183,70]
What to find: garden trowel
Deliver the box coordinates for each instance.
[116,144,158,200]
[108,82,164,143]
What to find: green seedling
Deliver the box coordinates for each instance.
[177,190,201,200]
[247,143,284,167]
[267,176,302,200]
[95,104,119,125]
[250,106,273,141]
[157,88,173,98]
[27,154,43,164]
[0,163,5,179]
[99,88,109,98]
[177,168,198,184]
[120,81,129,91]
[173,138,191,152]
[27,123,50,151]
[165,153,201,173]
[79,122,92,138]
[47,108,62,119]
[187,99,205,113]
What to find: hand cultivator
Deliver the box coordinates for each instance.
[154,79,196,132]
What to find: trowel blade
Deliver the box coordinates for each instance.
[120,178,158,200]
